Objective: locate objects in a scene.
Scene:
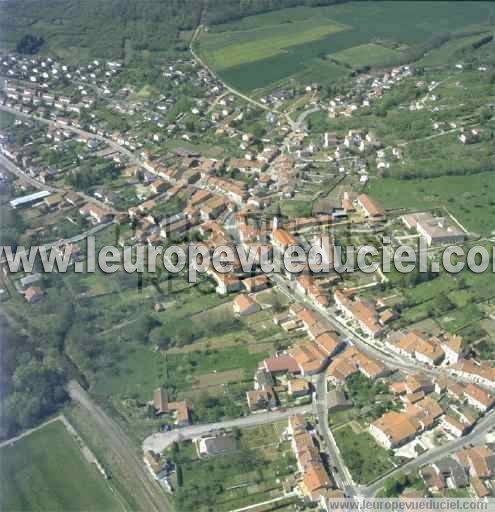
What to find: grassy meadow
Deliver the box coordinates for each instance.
[0,420,121,512]
[368,172,495,235]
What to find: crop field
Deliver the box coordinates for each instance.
[196,1,495,92]
[332,43,401,68]
[368,172,495,235]
[200,19,349,70]
[0,420,121,512]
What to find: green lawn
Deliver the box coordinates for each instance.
[93,342,267,400]
[333,427,395,484]
[368,172,495,235]
[0,420,122,512]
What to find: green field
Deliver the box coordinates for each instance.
[0,420,122,512]
[368,172,495,235]
[333,427,395,484]
[197,1,495,91]
[332,43,401,68]
[201,19,348,70]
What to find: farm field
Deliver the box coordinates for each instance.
[368,172,495,235]
[196,1,495,91]
[0,420,122,512]
[199,19,349,70]
[332,43,400,68]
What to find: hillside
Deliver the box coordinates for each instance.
[195,1,495,92]
[0,0,344,62]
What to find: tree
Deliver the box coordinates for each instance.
[431,294,454,316]
[16,34,44,54]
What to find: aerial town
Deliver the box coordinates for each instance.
[1,2,495,512]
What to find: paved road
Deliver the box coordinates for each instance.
[270,273,428,376]
[269,272,495,496]
[0,152,61,193]
[143,404,313,453]
[0,104,139,168]
[314,372,357,497]
[68,381,168,512]
[0,145,119,213]
[0,221,112,266]
[294,106,320,132]
[189,25,296,130]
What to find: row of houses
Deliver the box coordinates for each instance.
[288,415,338,503]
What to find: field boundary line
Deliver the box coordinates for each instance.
[0,415,62,449]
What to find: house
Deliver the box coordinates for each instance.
[288,378,311,398]
[457,446,495,479]
[19,273,41,288]
[289,339,328,376]
[334,290,385,339]
[432,458,469,488]
[370,397,443,449]
[232,294,259,316]
[263,354,300,376]
[464,384,495,412]
[314,332,343,359]
[149,180,168,195]
[402,212,465,247]
[246,387,276,412]
[242,274,268,293]
[271,228,299,250]
[143,450,165,478]
[65,191,83,206]
[196,433,237,457]
[79,203,113,224]
[441,416,468,438]
[369,411,419,449]
[301,461,334,502]
[167,401,190,426]
[459,129,481,144]
[43,193,64,209]
[471,477,490,498]
[208,270,241,295]
[254,368,275,390]
[443,335,464,364]
[153,387,169,415]
[24,286,44,303]
[356,194,385,220]
[392,331,445,366]
[451,360,495,390]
